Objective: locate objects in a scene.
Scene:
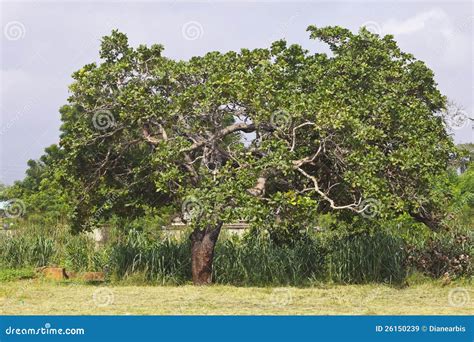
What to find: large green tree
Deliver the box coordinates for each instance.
[58,26,455,284]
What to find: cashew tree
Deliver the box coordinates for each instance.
[59,27,455,284]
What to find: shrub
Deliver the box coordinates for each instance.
[407,231,473,278]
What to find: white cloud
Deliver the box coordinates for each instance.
[382,8,447,35]
[379,8,472,68]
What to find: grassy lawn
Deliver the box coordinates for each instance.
[1,278,473,315]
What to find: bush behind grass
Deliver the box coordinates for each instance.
[407,230,473,278]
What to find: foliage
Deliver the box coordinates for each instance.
[1,144,74,224]
[0,234,55,268]
[407,230,473,278]
[64,235,109,272]
[56,26,456,236]
[108,229,407,285]
[447,163,474,227]
[1,219,472,285]
[454,143,473,173]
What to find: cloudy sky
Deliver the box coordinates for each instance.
[0,0,472,185]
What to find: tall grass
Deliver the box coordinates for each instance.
[110,230,191,284]
[108,229,407,285]
[64,235,109,272]
[213,234,326,285]
[326,231,407,284]
[4,223,471,285]
[0,235,55,268]
[0,225,107,271]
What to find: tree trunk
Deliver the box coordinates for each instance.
[190,222,223,285]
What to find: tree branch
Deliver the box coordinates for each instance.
[296,167,362,211]
[180,122,256,153]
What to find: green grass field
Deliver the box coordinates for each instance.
[1,278,472,315]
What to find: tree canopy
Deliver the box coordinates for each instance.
[59,26,454,232]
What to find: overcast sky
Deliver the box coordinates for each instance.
[0,0,472,185]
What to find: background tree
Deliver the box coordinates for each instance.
[455,143,474,174]
[58,27,456,284]
[2,144,73,222]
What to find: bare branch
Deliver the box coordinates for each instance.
[296,167,362,212]
[292,144,323,168]
[290,121,315,152]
